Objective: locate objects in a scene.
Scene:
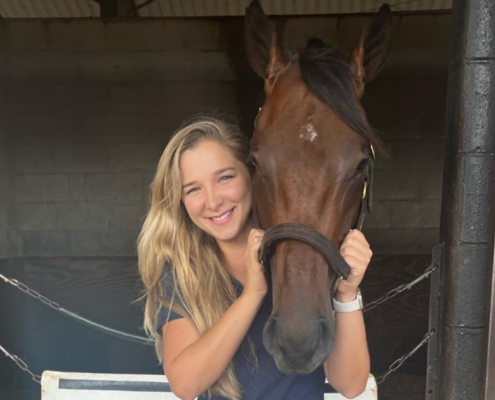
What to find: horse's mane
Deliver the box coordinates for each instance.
[298,38,385,153]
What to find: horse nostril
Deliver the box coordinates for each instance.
[316,318,331,333]
[262,315,280,354]
[315,318,335,354]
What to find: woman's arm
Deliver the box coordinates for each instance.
[323,296,370,398]
[163,291,264,400]
[162,229,266,400]
[324,230,372,398]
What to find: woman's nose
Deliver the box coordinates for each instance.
[205,189,223,210]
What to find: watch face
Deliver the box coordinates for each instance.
[357,289,363,309]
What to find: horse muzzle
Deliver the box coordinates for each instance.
[262,314,335,374]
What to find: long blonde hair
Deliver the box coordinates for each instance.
[138,117,254,400]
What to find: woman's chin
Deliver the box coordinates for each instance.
[214,231,239,243]
[210,225,244,243]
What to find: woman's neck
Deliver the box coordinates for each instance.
[220,241,247,275]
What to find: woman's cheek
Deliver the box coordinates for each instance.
[184,197,201,218]
[240,177,253,199]
[225,183,244,201]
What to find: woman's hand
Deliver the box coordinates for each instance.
[243,228,268,300]
[337,230,373,302]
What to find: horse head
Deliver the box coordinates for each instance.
[245,0,392,374]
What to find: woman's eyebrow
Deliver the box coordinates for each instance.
[214,167,235,175]
[182,180,197,190]
[182,167,236,189]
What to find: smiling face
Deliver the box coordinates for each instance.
[180,140,254,245]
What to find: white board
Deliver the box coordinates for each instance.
[41,370,377,399]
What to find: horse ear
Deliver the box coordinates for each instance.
[244,0,288,82]
[349,4,392,100]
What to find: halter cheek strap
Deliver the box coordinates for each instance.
[355,150,375,231]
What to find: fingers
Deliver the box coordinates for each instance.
[341,230,372,258]
[248,228,265,243]
[245,229,265,272]
[340,243,373,261]
[340,231,373,278]
[247,229,265,252]
[343,229,370,248]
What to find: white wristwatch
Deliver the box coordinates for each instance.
[332,288,363,313]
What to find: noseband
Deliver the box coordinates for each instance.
[253,146,375,295]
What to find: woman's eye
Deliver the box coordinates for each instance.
[220,175,234,182]
[186,187,199,195]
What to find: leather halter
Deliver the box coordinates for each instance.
[253,147,375,295]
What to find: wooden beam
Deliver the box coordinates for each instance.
[95,0,118,18]
[127,0,159,16]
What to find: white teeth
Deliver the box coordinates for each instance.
[212,210,232,221]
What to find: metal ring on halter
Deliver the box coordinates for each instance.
[362,180,368,200]
[331,276,343,296]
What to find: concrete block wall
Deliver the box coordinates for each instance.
[0,36,17,258]
[4,18,237,257]
[359,14,449,255]
[0,12,450,257]
[0,135,14,258]
[0,123,15,258]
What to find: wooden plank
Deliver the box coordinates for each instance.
[40,371,378,400]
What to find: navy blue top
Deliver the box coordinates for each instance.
[157,271,333,400]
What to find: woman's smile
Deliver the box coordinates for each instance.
[208,207,235,226]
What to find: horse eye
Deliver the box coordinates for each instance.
[357,158,369,171]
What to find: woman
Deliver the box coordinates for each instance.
[138,117,372,400]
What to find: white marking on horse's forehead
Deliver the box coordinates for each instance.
[299,116,318,143]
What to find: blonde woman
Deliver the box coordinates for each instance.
[138,117,373,400]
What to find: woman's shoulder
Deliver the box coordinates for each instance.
[161,262,179,294]
[157,262,187,331]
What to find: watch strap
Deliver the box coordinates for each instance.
[332,288,363,313]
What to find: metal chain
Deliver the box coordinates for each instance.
[0,273,152,345]
[362,260,437,383]
[363,264,436,313]
[0,344,41,384]
[375,330,435,384]
[1,263,437,386]
[0,273,60,310]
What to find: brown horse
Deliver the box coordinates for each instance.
[245,1,391,374]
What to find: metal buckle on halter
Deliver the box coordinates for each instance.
[361,145,374,200]
[331,276,343,296]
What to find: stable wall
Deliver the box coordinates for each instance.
[0,12,450,257]
[0,33,16,258]
[4,18,237,257]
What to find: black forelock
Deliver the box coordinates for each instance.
[298,38,383,152]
